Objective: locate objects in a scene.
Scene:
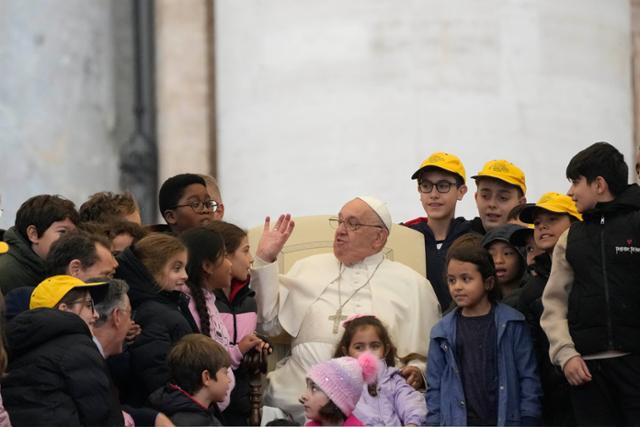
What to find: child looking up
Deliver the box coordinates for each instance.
[403,152,471,308]
[208,221,259,425]
[300,352,379,426]
[149,333,231,426]
[481,224,528,308]
[334,314,427,426]
[426,235,541,426]
[179,227,270,409]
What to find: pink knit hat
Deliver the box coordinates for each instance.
[307,352,379,417]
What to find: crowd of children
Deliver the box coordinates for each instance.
[0,141,636,426]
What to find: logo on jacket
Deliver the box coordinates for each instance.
[615,239,640,254]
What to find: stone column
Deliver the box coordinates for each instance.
[154,0,216,182]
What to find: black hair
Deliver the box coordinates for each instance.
[566,142,628,196]
[15,194,79,241]
[507,204,526,222]
[46,231,111,276]
[168,333,231,395]
[446,234,501,302]
[158,174,206,219]
[180,227,227,337]
[265,419,299,426]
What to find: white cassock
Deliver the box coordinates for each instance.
[252,251,441,423]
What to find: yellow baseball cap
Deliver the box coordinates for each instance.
[519,192,583,224]
[411,152,466,183]
[472,160,527,194]
[30,275,108,309]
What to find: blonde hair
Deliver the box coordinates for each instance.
[133,233,186,281]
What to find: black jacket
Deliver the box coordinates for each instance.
[115,247,197,406]
[0,227,47,294]
[148,384,223,426]
[2,308,120,427]
[566,184,640,355]
[403,216,471,308]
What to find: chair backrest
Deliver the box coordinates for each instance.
[247,215,426,277]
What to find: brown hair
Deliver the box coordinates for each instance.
[206,221,246,253]
[79,191,139,223]
[168,333,231,395]
[133,233,186,284]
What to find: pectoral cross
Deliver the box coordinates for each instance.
[329,308,347,334]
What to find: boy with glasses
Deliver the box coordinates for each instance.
[157,173,219,235]
[403,152,471,308]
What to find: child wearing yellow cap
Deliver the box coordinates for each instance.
[540,142,640,426]
[470,160,527,234]
[515,193,581,425]
[403,152,471,309]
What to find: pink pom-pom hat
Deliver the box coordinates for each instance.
[307,352,381,417]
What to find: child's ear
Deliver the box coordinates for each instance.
[457,185,468,200]
[484,276,495,291]
[163,210,177,225]
[26,225,39,244]
[201,369,212,386]
[595,176,609,195]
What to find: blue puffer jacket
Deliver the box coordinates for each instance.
[426,303,542,426]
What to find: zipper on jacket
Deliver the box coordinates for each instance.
[600,215,614,349]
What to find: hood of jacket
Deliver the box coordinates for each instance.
[583,184,640,221]
[3,226,46,276]
[148,384,211,416]
[7,307,91,359]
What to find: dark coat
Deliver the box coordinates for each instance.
[115,247,197,406]
[2,308,120,427]
[565,184,640,355]
[402,216,471,308]
[148,384,223,426]
[0,227,47,294]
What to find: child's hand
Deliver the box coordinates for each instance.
[238,332,273,355]
[563,355,592,386]
[126,322,142,342]
[400,365,424,389]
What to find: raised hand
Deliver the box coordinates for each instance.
[255,214,295,263]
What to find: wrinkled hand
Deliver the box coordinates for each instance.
[400,365,424,389]
[238,333,273,355]
[563,355,592,386]
[255,214,295,263]
[126,322,142,342]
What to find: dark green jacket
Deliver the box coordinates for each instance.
[0,227,47,295]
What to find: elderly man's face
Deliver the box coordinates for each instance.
[333,199,387,266]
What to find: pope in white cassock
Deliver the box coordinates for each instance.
[251,196,441,423]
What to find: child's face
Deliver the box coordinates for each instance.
[417,170,467,221]
[204,255,233,290]
[228,236,253,281]
[300,379,330,422]
[346,325,386,361]
[447,259,492,315]
[155,250,188,291]
[474,179,525,232]
[487,241,521,285]
[533,211,572,253]
[30,217,76,260]
[524,234,545,266]
[60,291,98,331]
[567,176,599,213]
[205,367,232,403]
[166,183,215,233]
